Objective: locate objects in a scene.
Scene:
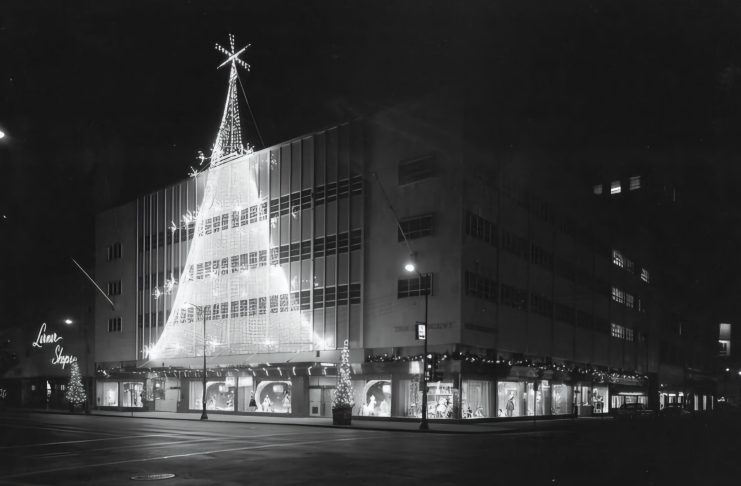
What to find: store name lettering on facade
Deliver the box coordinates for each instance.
[30,322,78,369]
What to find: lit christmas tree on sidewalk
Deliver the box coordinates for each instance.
[332,339,354,425]
[65,361,87,412]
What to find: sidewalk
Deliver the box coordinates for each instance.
[9,407,603,434]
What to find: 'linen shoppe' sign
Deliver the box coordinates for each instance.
[31,322,78,369]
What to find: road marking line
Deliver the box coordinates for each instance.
[2,435,384,480]
[0,434,173,450]
[88,430,322,453]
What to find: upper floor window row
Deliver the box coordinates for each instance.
[594,176,641,196]
[398,154,438,186]
[108,317,122,333]
[464,211,496,246]
[399,214,434,242]
[108,280,121,296]
[398,273,433,298]
[612,249,648,284]
[107,242,122,261]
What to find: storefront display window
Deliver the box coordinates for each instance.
[427,382,456,419]
[189,380,235,411]
[462,380,492,418]
[254,381,291,413]
[592,386,608,414]
[237,376,254,412]
[497,381,524,417]
[121,382,144,408]
[551,383,573,415]
[398,379,423,418]
[610,392,647,409]
[96,381,118,407]
[352,379,392,417]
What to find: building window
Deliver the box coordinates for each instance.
[611,286,620,303]
[611,323,624,339]
[107,280,122,296]
[641,268,650,283]
[625,293,634,309]
[108,317,122,332]
[398,274,433,298]
[719,340,731,357]
[610,180,621,195]
[464,271,497,302]
[629,176,641,191]
[625,258,635,274]
[399,214,434,241]
[465,212,497,246]
[398,154,438,186]
[593,184,603,195]
[612,250,624,268]
[107,242,122,261]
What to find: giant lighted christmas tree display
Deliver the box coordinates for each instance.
[332,340,354,424]
[149,35,314,361]
[65,361,87,409]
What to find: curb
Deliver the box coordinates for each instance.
[2,408,561,435]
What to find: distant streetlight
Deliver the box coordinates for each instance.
[0,130,5,139]
[184,302,208,420]
[64,319,73,325]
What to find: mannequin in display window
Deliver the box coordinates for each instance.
[262,395,272,413]
[365,395,377,416]
[506,394,515,417]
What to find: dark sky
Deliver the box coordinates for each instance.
[3,0,741,330]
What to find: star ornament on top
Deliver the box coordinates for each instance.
[215,34,251,72]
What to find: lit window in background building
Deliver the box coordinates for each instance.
[641,268,650,283]
[612,249,624,268]
[593,184,603,195]
[629,176,641,191]
[719,323,732,357]
[610,180,621,194]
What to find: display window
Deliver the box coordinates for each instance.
[96,381,119,407]
[427,382,455,419]
[236,376,255,412]
[189,380,235,411]
[497,381,525,417]
[254,381,292,413]
[352,379,392,417]
[398,379,423,418]
[121,382,144,408]
[610,392,647,409]
[462,380,492,419]
[551,383,573,415]
[591,386,609,414]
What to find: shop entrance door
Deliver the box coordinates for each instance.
[309,387,335,417]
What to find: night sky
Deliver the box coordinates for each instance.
[3,0,741,332]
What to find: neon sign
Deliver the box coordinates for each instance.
[32,323,62,348]
[31,322,78,369]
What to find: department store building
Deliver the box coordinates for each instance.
[93,102,712,421]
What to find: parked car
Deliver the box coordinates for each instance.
[658,404,692,419]
[613,402,655,420]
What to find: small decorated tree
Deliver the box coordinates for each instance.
[65,361,87,412]
[332,339,354,425]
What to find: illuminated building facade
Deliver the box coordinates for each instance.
[92,103,715,420]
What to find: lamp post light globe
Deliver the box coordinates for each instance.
[64,319,73,325]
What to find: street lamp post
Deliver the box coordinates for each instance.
[420,277,429,431]
[406,261,430,431]
[185,303,208,420]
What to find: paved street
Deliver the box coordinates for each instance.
[0,411,739,485]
